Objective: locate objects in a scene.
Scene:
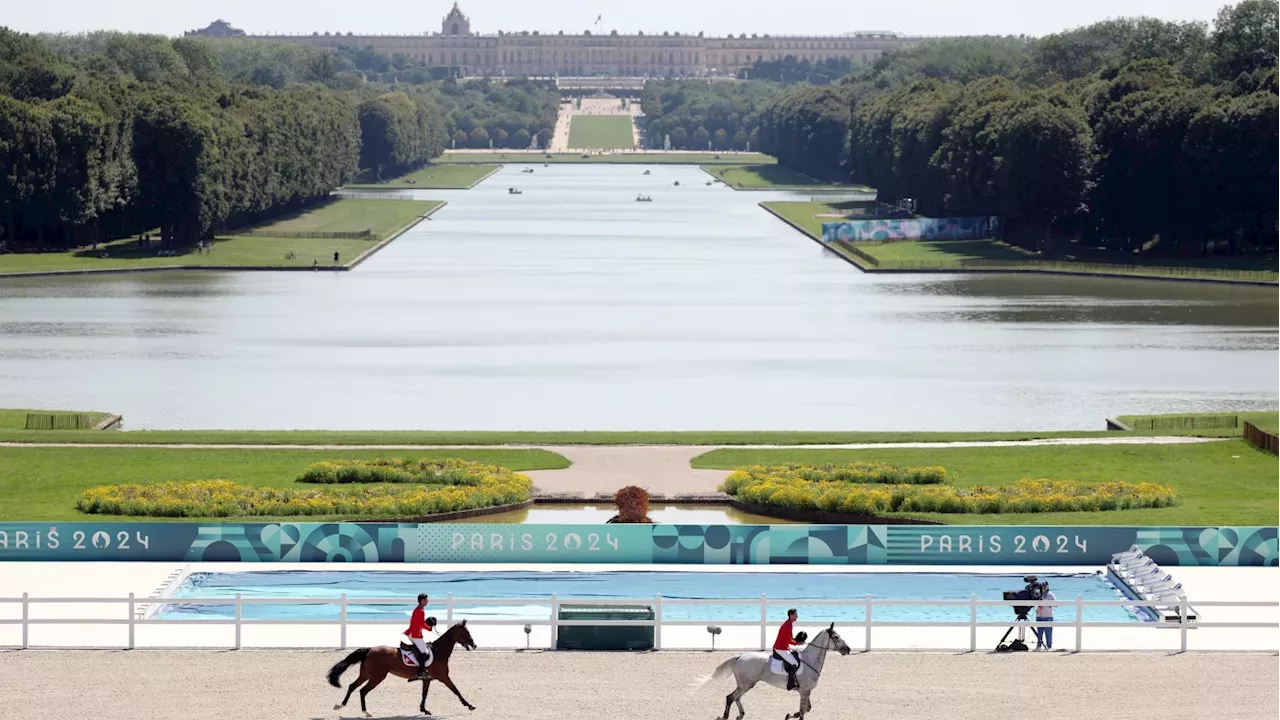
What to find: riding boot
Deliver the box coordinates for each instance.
[415,650,428,678]
[786,666,798,691]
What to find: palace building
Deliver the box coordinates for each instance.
[187,3,920,77]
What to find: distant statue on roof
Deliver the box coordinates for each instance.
[442,2,472,36]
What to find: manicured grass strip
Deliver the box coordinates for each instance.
[1116,411,1279,436]
[760,200,880,239]
[0,447,568,522]
[435,152,776,164]
[692,440,1277,526]
[0,409,108,430]
[0,429,1169,446]
[707,165,871,191]
[0,199,441,275]
[567,116,637,149]
[346,164,498,189]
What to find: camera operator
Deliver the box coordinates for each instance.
[1034,581,1057,651]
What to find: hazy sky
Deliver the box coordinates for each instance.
[6,0,1231,38]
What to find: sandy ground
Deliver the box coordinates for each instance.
[0,650,1274,720]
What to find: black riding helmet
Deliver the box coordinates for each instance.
[794,631,808,644]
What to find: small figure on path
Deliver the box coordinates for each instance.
[333,250,340,266]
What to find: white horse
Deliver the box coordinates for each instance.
[695,623,852,720]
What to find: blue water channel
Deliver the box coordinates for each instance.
[159,570,1143,623]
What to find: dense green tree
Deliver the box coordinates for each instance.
[1211,0,1279,80]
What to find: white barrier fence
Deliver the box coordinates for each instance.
[2,593,1275,652]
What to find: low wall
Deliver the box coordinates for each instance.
[0,523,1274,566]
[1243,421,1279,454]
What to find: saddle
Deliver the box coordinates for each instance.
[399,643,433,669]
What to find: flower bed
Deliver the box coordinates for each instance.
[719,464,1178,515]
[296,457,514,486]
[77,472,532,518]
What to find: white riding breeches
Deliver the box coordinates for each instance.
[410,637,433,666]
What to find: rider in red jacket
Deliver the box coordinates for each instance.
[773,608,803,690]
[404,593,434,678]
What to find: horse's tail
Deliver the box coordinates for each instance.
[690,654,740,692]
[327,648,369,687]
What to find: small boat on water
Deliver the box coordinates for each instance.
[673,181,680,186]
[636,194,652,202]
[508,187,522,195]
[705,180,713,186]
[522,168,535,173]
[643,170,651,175]
[543,163,550,168]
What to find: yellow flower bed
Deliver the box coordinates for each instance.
[719,464,1178,515]
[76,471,532,518]
[297,457,509,486]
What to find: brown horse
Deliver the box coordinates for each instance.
[327,620,478,717]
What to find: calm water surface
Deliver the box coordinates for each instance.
[0,165,1275,430]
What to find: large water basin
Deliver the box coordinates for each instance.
[1,164,1274,430]
[160,569,1143,623]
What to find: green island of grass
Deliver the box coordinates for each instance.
[0,409,109,430]
[694,440,1278,526]
[0,199,441,276]
[0,447,569,522]
[706,165,872,191]
[345,164,498,189]
[761,200,1278,284]
[567,115,637,149]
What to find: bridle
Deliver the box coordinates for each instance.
[796,630,838,678]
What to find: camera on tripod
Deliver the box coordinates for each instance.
[996,576,1047,652]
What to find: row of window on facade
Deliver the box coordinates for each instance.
[409,50,873,65]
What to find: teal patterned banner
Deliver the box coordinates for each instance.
[0,523,1274,566]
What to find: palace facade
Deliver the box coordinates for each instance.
[188,3,920,77]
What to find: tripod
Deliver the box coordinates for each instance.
[995,607,1032,652]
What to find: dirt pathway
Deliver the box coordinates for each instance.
[0,650,1272,720]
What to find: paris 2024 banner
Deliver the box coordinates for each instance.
[0,523,1275,566]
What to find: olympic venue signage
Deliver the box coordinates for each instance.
[0,523,1273,566]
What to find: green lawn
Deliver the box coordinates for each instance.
[707,165,871,191]
[1,426,1264,446]
[0,199,441,275]
[0,446,569,522]
[761,200,881,238]
[346,164,498,189]
[0,409,109,430]
[567,116,637,149]
[435,152,776,164]
[860,239,1033,263]
[693,440,1278,526]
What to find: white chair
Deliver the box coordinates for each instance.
[1111,546,1143,562]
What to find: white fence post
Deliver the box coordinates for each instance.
[655,595,663,651]
[446,593,454,626]
[550,593,559,650]
[21,592,28,650]
[339,593,348,650]
[128,593,135,650]
[759,594,768,651]
[1074,595,1083,652]
[234,593,242,650]
[1179,594,1188,652]
[969,595,977,652]
[864,594,872,652]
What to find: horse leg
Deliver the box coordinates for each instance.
[420,678,432,715]
[436,673,476,711]
[733,680,756,720]
[336,669,367,710]
[358,670,387,718]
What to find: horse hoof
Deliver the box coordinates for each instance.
[333,705,341,711]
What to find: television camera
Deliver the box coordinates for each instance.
[995,576,1047,652]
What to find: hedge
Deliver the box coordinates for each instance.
[296,457,515,486]
[77,473,532,518]
[719,464,1178,515]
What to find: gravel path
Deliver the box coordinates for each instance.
[0,650,1273,720]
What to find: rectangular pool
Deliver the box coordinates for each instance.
[159,570,1145,623]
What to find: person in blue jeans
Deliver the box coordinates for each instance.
[1035,583,1057,651]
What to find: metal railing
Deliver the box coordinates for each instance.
[2,593,1275,652]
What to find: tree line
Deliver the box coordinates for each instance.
[758,0,1279,254]
[639,80,773,150]
[0,30,559,249]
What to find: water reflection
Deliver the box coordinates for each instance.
[0,165,1274,429]
[446,504,796,525]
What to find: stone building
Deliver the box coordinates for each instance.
[191,3,919,77]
